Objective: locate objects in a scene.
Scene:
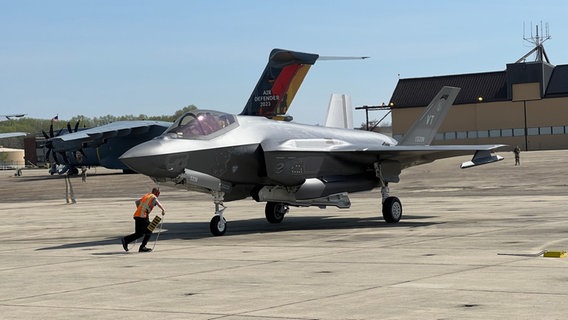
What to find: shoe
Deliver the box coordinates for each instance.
[139,247,152,253]
[121,238,129,252]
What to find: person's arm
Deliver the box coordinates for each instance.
[154,198,166,215]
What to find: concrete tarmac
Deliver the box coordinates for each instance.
[1,150,567,319]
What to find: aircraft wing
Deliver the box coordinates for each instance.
[262,138,504,184]
[361,144,503,168]
[49,120,171,152]
[264,138,503,165]
[371,144,505,169]
[0,132,27,139]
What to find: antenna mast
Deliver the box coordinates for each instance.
[516,21,551,63]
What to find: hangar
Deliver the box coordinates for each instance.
[388,44,568,151]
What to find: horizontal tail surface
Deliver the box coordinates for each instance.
[460,149,504,168]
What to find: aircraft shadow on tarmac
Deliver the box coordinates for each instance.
[36,214,440,253]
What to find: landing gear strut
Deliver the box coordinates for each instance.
[209,192,227,236]
[375,162,403,223]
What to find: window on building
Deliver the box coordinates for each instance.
[513,128,525,136]
[540,127,552,135]
[444,132,456,140]
[527,128,539,136]
[489,129,501,137]
[552,126,565,135]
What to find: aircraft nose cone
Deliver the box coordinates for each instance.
[120,139,181,178]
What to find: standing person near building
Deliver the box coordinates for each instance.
[121,187,165,253]
[513,146,521,166]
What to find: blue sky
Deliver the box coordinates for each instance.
[2,0,568,126]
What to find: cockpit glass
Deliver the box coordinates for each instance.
[164,110,237,139]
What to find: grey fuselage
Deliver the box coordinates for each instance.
[120,111,398,201]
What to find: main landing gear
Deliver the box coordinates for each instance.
[265,201,289,224]
[374,161,403,223]
[380,184,402,223]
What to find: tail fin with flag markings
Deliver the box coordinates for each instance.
[240,49,319,119]
[240,49,368,120]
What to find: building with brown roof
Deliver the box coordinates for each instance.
[388,60,568,151]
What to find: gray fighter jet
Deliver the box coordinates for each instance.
[120,49,504,236]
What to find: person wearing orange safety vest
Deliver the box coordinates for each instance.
[121,187,165,252]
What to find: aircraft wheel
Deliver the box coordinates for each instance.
[210,215,227,236]
[382,196,402,223]
[265,202,288,224]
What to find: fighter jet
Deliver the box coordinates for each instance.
[120,48,504,236]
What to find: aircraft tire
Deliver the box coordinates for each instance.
[382,196,402,223]
[265,202,288,224]
[210,215,227,236]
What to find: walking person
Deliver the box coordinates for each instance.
[121,187,165,252]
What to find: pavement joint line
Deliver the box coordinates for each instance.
[0,277,154,303]
[0,302,248,318]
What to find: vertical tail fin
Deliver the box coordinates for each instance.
[240,48,319,119]
[324,93,353,129]
[398,86,460,146]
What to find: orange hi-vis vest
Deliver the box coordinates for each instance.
[133,193,156,219]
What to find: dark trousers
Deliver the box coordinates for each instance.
[124,217,151,248]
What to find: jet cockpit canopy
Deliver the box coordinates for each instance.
[165,110,238,139]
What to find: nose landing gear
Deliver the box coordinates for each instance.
[209,192,227,236]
